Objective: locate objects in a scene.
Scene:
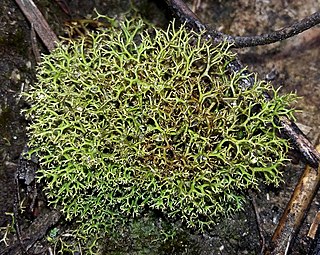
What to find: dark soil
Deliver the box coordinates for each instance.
[0,0,319,254]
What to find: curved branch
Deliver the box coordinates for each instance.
[165,0,320,48]
[232,11,320,48]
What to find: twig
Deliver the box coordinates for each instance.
[164,0,320,168]
[279,117,320,168]
[30,24,41,63]
[308,211,320,239]
[308,211,320,255]
[231,11,320,48]
[165,0,320,48]
[267,144,320,255]
[15,0,59,52]
[249,190,266,255]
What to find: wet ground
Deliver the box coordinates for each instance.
[0,0,319,254]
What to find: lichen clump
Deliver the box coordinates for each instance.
[25,16,295,234]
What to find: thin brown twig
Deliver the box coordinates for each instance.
[15,0,59,52]
[267,144,320,254]
[165,0,320,48]
[164,0,320,168]
[30,24,41,63]
[231,11,320,48]
[249,190,266,255]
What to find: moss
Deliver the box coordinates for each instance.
[24,13,295,242]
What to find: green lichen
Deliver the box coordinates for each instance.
[24,14,295,237]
